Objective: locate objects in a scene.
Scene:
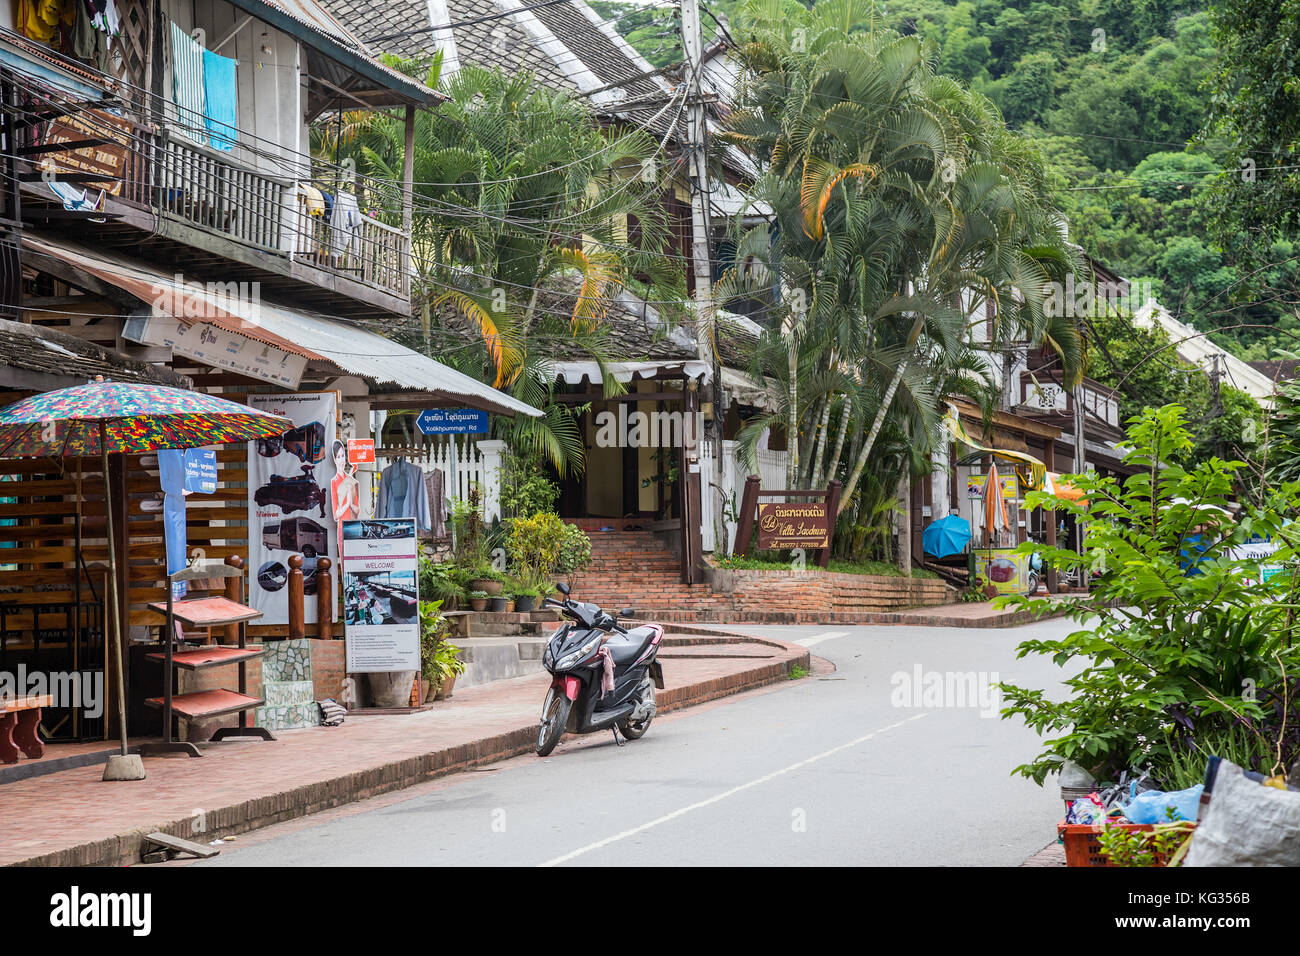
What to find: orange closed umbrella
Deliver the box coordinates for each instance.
[985,464,1008,543]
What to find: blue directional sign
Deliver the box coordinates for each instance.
[183,449,218,494]
[416,408,489,435]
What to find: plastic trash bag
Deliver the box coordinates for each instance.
[1124,784,1203,824]
[1059,760,1096,790]
[1065,794,1105,825]
[1185,758,1300,867]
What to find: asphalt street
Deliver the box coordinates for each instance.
[197,619,1077,866]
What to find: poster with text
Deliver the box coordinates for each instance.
[342,518,420,672]
[246,391,338,626]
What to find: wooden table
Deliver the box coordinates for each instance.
[0,694,53,764]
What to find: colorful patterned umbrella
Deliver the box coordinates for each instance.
[0,381,289,457]
[0,381,289,780]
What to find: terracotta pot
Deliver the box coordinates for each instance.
[504,600,516,613]
[418,677,432,705]
[435,675,457,700]
[471,578,502,595]
[470,598,488,611]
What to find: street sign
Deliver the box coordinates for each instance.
[183,449,218,494]
[415,408,488,435]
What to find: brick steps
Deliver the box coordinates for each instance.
[567,526,954,622]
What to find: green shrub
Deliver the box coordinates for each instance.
[996,404,1300,786]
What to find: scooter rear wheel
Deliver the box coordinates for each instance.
[617,681,655,740]
[537,688,571,756]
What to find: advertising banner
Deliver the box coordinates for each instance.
[975,548,1032,595]
[342,518,420,672]
[246,392,338,625]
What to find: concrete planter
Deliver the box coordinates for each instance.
[367,671,418,708]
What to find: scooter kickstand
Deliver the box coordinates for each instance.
[612,725,623,747]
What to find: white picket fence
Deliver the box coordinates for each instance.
[368,433,507,524]
[699,438,790,553]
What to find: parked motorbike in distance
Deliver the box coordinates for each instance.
[537,582,665,757]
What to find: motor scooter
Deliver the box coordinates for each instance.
[536,583,664,756]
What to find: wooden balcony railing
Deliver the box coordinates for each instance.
[149,129,410,298]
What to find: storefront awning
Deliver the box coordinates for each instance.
[22,234,542,418]
[552,359,711,386]
[944,407,1048,491]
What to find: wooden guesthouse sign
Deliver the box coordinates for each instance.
[757,501,831,549]
[735,476,842,567]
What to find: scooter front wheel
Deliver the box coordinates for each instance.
[537,688,571,756]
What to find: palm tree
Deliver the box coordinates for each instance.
[714,0,1081,536]
[321,62,686,476]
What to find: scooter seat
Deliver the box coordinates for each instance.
[606,626,658,667]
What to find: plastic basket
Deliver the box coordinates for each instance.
[1057,820,1194,867]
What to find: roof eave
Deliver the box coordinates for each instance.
[226,0,441,107]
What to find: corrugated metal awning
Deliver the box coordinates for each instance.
[21,234,542,418]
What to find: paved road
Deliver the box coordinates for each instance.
[199,619,1076,866]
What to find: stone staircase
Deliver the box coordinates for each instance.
[255,638,319,731]
[571,530,725,612]
[568,527,954,623]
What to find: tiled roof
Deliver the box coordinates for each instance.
[0,319,192,389]
[324,0,680,130]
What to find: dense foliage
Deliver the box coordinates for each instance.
[597,0,1298,362]
[998,405,1300,787]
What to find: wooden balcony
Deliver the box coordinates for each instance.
[18,117,413,318]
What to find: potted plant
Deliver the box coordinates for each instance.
[468,589,489,612]
[418,547,463,611]
[431,640,466,699]
[469,566,505,596]
[503,590,516,613]
[515,586,539,613]
[417,598,447,705]
[488,593,508,612]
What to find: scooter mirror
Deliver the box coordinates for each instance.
[619,608,636,618]
[556,582,571,596]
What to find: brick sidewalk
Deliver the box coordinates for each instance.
[0,637,807,867]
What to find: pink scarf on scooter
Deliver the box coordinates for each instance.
[595,646,616,696]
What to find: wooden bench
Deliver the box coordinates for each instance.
[0,695,53,764]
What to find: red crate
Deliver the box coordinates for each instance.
[1057,820,1194,867]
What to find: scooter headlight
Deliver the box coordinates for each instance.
[555,636,602,671]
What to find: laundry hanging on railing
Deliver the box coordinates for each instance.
[201,47,238,152]
[291,183,326,255]
[78,0,119,41]
[377,457,431,532]
[169,21,208,146]
[18,0,73,44]
[71,0,110,70]
[329,190,361,259]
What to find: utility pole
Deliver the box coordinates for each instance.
[679,0,713,321]
[1071,382,1087,591]
[679,0,727,552]
[1208,353,1224,459]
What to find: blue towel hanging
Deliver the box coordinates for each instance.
[202,48,238,152]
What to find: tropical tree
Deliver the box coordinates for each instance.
[713,0,1081,551]
[318,61,686,476]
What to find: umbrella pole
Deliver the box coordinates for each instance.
[100,422,144,781]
